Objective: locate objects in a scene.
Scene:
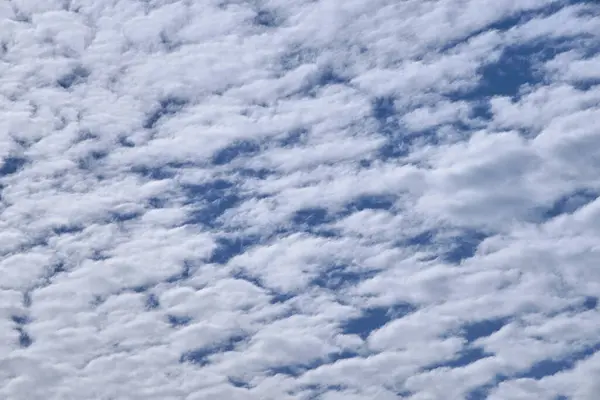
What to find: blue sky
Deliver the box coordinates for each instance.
[1,0,600,399]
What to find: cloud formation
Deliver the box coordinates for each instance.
[1,0,599,399]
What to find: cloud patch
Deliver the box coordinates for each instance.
[1,1,600,400]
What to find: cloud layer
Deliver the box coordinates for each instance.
[1,0,599,399]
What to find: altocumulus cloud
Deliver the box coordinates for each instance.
[0,0,600,399]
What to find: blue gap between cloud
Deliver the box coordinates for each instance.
[131,161,191,180]
[312,267,366,291]
[517,342,600,380]
[167,314,193,327]
[183,179,242,228]
[582,296,598,310]
[0,156,27,176]
[428,347,493,370]
[464,341,600,398]
[180,335,246,366]
[212,140,261,165]
[145,293,160,310]
[371,96,406,160]
[12,315,32,348]
[462,317,509,342]
[208,235,260,265]
[57,65,89,89]
[401,229,488,264]
[143,96,188,129]
[341,304,416,340]
[438,2,569,55]
[267,350,358,378]
[371,96,442,160]
[228,377,251,389]
[343,193,396,213]
[253,9,279,28]
[460,37,577,103]
[232,270,292,304]
[312,265,378,291]
[540,189,598,220]
[425,318,508,371]
[440,230,489,264]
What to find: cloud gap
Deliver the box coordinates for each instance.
[442,230,489,264]
[145,293,160,310]
[312,265,378,291]
[279,47,319,72]
[473,39,576,99]
[426,347,493,370]
[212,140,261,165]
[0,156,27,177]
[11,312,33,349]
[143,96,188,130]
[165,260,194,283]
[232,270,292,304]
[57,65,90,89]
[437,2,569,54]
[370,96,442,159]
[517,343,600,380]
[253,9,280,28]
[541,189,598,220]
[208,236,259,265]
[180,335,247,366]
[132,162,190,180]
[343,194,396,214]
[341,304,416,340]
[462,318,509,343]
[167,314,192,327]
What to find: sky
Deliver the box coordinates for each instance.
[0,0,600,399]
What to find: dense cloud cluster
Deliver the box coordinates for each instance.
[1,0,599,399]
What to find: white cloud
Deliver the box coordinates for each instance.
[1,0,599,399]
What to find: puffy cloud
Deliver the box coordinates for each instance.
[1,0,599,399]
